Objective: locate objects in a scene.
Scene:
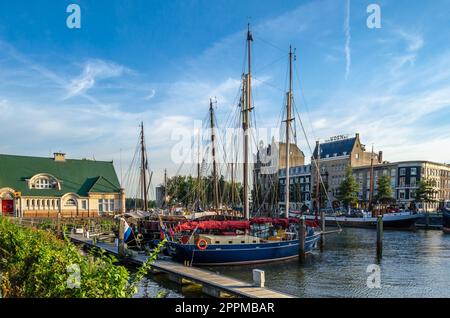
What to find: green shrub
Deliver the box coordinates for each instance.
[0,217,163,298]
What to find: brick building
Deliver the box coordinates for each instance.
[311,133,382,206]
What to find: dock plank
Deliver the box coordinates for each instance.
[69,234,294,298]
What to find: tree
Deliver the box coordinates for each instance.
[336,165,359,212]
[374,174,394,211]
[415,178,438,226]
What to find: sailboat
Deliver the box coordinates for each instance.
[166,26,321,265]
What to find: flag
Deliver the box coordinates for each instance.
[123,219,132,241]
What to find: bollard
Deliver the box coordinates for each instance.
[320,209,325,249]
[376,215,383,258]
[252,269,265,288]
[299,217,306,262]
[118,218,125,258]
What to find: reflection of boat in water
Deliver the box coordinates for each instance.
[304,211,423,229]
[443,201,450,234]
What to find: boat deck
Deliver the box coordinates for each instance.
[69,234,293,298]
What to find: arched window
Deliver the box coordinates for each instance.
[65,199,76,207]
[29,174,60,190]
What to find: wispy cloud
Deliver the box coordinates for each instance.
[65,59,126,99]
[344,0,351,79]
[144,89,156,100]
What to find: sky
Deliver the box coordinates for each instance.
[0,0,449,198]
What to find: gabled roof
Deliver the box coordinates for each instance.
[313,137,356,159]
[0,154,121,197]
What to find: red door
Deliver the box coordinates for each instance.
[1,200,14,215]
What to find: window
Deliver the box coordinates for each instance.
[65,199,76,207]
[399,190,406,200]
[411,168,417,176]
[391,169,396,177]
[98,199,104,213]
[355,153,359,159]
[30,175,59,189]
[399,177,406,187]
[82,200,87,210]
[410,177,417,187]
[400,168,406,176]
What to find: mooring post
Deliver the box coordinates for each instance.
[118,218,125,258]
[320,208,325,249]
[299,216,306,262]
[376,215,383,258]
[252,269,265,288]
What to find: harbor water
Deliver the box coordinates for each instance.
[136,228,450,298]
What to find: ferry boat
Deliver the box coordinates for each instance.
[303,211,423,229]
[443,201,450,234]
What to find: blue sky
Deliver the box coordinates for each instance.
[0,0,449,197]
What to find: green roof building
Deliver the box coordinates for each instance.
[0,152,125,218]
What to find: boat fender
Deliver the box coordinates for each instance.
[196,238,208,250]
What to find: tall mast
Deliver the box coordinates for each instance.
[163,168,167,208]
[209,99,220,213]
[196,131,201,211]
[231,163,235,205]
[315,140,320,218]
[242,24,253,220]
[140,122,148,211]
[284,46,293,219]
[369,144,375,210]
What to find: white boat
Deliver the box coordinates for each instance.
[303,211,423,229]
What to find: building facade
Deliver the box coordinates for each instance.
[311,133,383,206]
[0,153,126,218]
[353,161,450,211]
[279,164,312,211]
[253,139,305,212]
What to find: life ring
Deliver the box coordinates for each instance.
[196,238,208,250]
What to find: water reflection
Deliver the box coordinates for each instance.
[206,228,450,298]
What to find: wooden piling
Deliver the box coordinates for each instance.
[320,209,325,249]
[299,217,306,262]
[118,218,125,259]
[376,215,383,258]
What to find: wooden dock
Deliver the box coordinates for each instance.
[69,234,294,298]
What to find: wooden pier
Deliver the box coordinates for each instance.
[69,234,293,298]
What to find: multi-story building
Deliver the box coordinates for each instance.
[311,133,382,207]
[279,164,312,211]
[0,152,125,218]
[353,161,450,211]
[253,139,305,211]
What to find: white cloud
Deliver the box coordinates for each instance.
[344,0,351,79]
[65,59,126,98]
[145,89,156,100]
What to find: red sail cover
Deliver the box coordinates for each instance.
[174,218,319,232]
[175,220,251,232]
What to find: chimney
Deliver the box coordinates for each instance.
[53,152,66,162]
[355,133,360,140]
[378,151,383,163]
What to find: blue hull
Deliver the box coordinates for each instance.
[167,234,321,265]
